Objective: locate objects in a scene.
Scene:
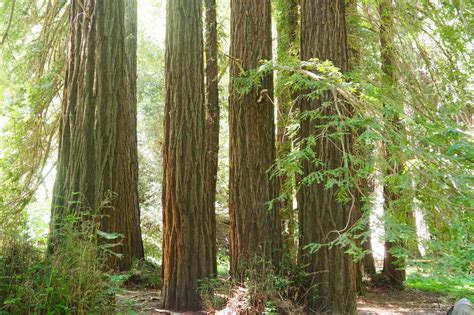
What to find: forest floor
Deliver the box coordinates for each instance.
[357,287,453,314]
[116,285,454,314]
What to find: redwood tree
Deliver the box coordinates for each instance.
[49,0,143,271]
[161,0,213,310]
[297,0,357,313]
[204,0,219,276]
[228,0,281,279]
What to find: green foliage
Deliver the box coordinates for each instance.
[0,0,66,218]
[135,3,165,267]
[0,0,472,311]
[239,59,376,260]
[217,252,230,276]
[0,213,118,314]
[407,273,474,301]
[413,212,474,275]
[239,35,472,273]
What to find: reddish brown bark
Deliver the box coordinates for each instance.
[204,0,219,276]
[229,0,281,279]
[161,0,213,310]
[297,0,357,313]
[49,0,143,271]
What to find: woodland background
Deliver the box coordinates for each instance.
[0,0,473,314]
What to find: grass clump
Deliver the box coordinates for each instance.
[198,277,229,311]
[406,273,474,301]
[0,213,118,314]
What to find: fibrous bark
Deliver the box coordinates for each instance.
[297,1,357,313]
[49,0,144,271]
[161,0,213,310]
[229,0,281,279]
[204,0,219,276]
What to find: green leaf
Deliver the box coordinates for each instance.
[97,230,123,240]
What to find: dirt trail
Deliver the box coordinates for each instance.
[116,288,164,314]
[357,287,453,314]
[116,286,454,314]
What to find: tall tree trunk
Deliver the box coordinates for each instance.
[48,0,144,271]
[161,0,212,310]
[298,1,357,313]
[204,0,219,276]
[346,0,377,290]
[229,0,281,280]
[275,0,299,264]
[379,0,409,287]
[121,0,144,271]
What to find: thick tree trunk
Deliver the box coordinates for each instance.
[49,0,144,271]
[161,0,212,311]
[297,1,357,313]
[229,0,281,280]
[275,0,299,264]
[204,0,219,276]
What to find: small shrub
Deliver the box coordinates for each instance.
[238,259,310,314]
[123,259,162,289]
[198,277,230,311]
[200,257,311,313]
[0,213,118,314]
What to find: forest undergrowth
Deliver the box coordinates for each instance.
[1,223,472,314]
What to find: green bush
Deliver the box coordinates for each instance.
[406,273,474,301]
[0,214,118,314]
